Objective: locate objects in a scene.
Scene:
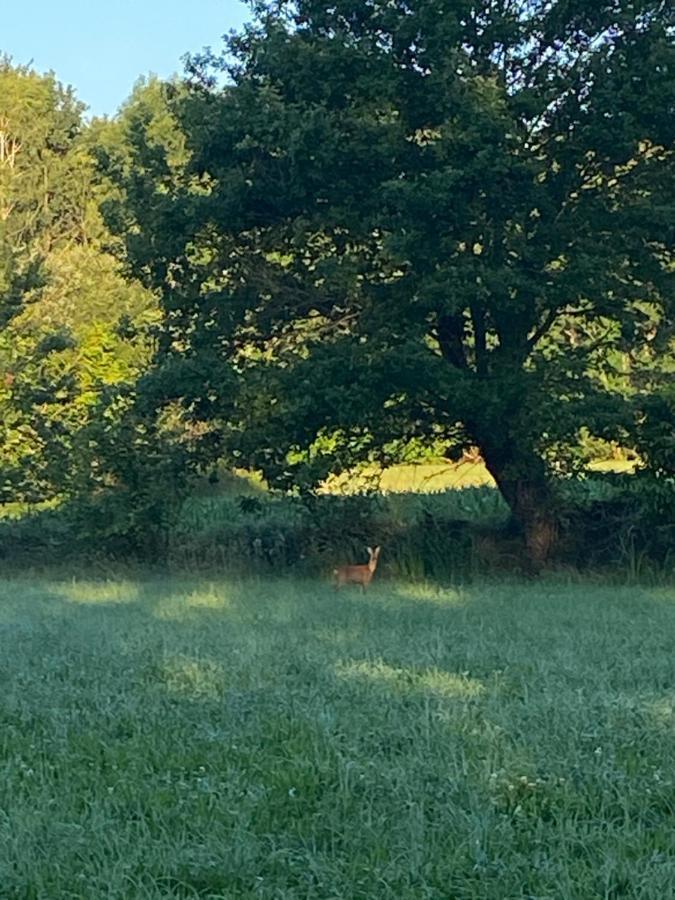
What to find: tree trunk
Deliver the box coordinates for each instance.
[474,433,559,570]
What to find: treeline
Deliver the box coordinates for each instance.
[0,0,674,570]
[0,63,180,550]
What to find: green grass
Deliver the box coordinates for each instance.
[1,574,675,898]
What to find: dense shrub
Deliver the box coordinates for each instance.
[1,476,673,581]
[559,473,675,576]
[167,487,505,579]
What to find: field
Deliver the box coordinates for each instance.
[1,574,675,898]
[209,458,637,497]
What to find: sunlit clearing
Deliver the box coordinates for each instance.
[57,580,140,605]
[153,586,232,620]
[336,659,484,698]
[161,655,226,700]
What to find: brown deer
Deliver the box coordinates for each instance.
[334,546,381,590]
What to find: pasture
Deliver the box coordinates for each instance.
[1,574,674,898]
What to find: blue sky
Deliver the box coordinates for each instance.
[2,0,249,117]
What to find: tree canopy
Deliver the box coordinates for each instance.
[103,0,674,561]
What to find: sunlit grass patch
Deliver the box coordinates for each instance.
[322,460,496,493]
[55,579,140,605]
[335,659,485,699]
[152,584,233,619]
[643,585,675,604]
[588,458,638,474]
[646,696,675,727]
[390,582,467,605]
[160,654,226,700]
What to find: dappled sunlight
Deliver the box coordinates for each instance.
[3,571,675,898]
[153,586,233,620]
[390,583,468,607]
[330,581,468,610]
[55,580,140,605]
[643,586,675,604]
[335,659,485,699]
[646,697,675,728]
[160,654,226,700]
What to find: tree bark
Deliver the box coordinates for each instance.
[473,429,559,570]
[437,306,559,568]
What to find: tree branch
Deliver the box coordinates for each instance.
[437,313,468,370]
[528,306,589,349]
[470,304,488,375]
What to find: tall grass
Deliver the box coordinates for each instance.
[1,467,672,580]
[1,573,675,897]
[170,487,509,577]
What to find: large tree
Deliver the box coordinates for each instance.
[106,1,674,562]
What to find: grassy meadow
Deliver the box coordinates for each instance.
[1,573,675,898]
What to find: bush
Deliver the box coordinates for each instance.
[559,472,675,577]
[2,473,673,581]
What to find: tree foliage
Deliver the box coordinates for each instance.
[104,0,674,561]
[0,59,91,324]
[0,62,159,503]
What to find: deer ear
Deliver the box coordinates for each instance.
[366,546,372,555]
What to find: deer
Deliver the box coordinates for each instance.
[334,545,381,590]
